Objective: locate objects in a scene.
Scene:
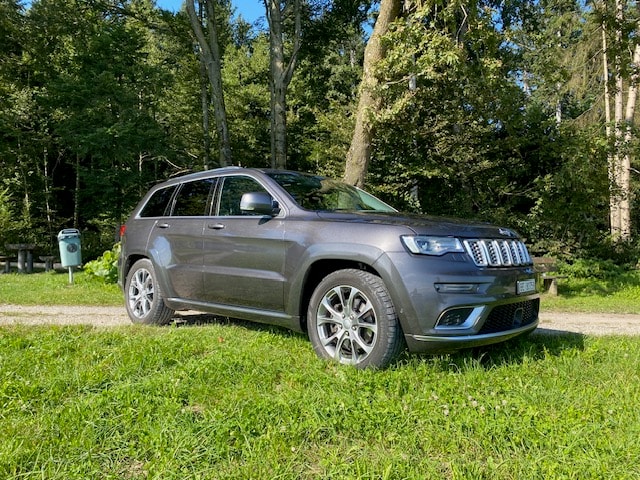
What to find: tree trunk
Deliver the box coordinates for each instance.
[607,0,636,241]
[603,20,620,239]
[264,0,301,169]
[186,0,231,167]
[200,35,212,171]
[613,0,625,238]
[619,42,640,239]
[344,0,402,188]
[74,154,80,229]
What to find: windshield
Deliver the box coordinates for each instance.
[267,172,397,213]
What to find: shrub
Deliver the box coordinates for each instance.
[557,258,628,280]
[83,243,121,284]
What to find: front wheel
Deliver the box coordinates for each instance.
[307,269,405,369]
[124,259,174,325]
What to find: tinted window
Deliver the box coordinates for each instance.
[217,176,268,216]
[172,178,215,217]
[139,185,177,217]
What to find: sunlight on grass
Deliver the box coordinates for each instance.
[0,271,122,306]
[0,325,638,478]
[542,273,640,314]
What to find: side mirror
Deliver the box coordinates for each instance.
[240,192,279,216]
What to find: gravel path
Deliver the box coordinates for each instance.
[1,304,640,336]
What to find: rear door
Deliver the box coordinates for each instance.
[202,175,286,312]
[147,177,216,300]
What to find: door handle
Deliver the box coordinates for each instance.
[207,223,225,230]
[157,223,170,229]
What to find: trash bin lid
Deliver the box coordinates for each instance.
[58,228,81,240]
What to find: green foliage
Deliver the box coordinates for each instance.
[0,187,17,250]
[222,34,271,167]
[558,258,628,280]
[83,243,121,284]
[1,0,640,265]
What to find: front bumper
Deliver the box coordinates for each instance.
[404,298,539,353]
[375,252,540,353]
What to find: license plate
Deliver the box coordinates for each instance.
[517,279,536,295]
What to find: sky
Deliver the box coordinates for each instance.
[156,1,264,24]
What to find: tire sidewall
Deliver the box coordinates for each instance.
[307,269,402,369]
[125,258,173,325]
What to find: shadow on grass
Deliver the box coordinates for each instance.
[412,329,586,372]
[170,311,306,338]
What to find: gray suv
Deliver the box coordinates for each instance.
[119,167,539,368]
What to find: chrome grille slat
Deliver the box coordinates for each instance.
[463,239,532,267]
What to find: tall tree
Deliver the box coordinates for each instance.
[264,0,303,169]
[186,0,232,167]
[343,0,401,187]
[596,0,640,241]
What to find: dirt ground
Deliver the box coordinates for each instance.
[1,304,640,336]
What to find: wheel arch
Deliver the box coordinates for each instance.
[297,259,382,332]
[120,253,147,284]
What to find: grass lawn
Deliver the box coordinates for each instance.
[541,272,640,314]
[0,271,122,306]
[1,324,639,479]
[1,271,639,478]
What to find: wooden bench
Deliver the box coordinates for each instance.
[533,257,567,296]
[39,255,57,272]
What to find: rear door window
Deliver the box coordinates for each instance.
[171,178,216,217]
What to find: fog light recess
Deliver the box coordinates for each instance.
[437,308,474,327]
[436,306,485,329]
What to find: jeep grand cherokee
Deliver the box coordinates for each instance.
[118,167,539,368]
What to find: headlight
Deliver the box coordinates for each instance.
[401,235,464,255]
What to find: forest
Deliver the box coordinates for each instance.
[1,0,640,263]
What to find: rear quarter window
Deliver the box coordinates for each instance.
[139,185,178,217]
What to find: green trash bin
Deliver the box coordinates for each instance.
[58,228,82,267]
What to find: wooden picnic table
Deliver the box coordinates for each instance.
[5,243,36,274]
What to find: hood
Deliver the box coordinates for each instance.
[315,211,520,239]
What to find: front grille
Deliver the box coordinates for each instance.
[479,299,539,334]
[463,239,532,267]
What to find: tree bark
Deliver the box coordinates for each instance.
[344,0,402,188]
[199,2,212,171]
[74,154,80,229]
[607,0,635,241]
[603,17,620,238]
[186,0,231,167]
[264,0,301,169]
[619,42,640,239]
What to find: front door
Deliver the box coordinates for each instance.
[202,175,286,312]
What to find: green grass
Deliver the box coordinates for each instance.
[0,323,639,479]
[542,272,640,314]
[0,271,122,306]
[1,272,640,477]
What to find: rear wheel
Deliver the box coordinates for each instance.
[307,269,405,369]
[125,259,174,325]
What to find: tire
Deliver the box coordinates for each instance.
[124,259,174,325]
[307,269,405,369]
